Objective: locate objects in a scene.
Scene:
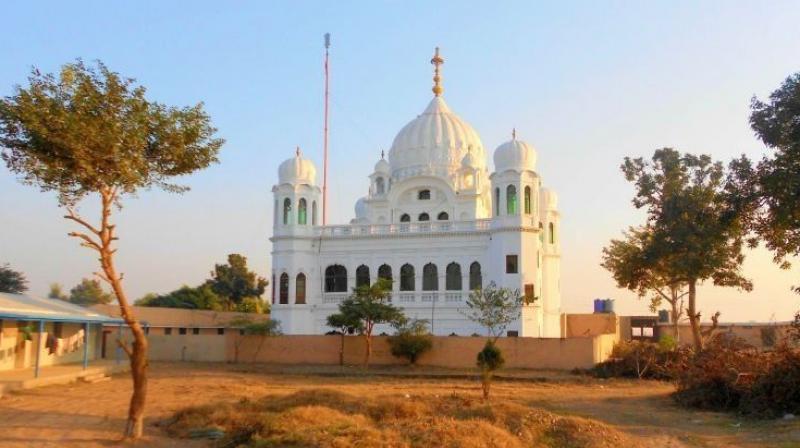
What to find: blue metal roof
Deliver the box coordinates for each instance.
[0,292,124,324]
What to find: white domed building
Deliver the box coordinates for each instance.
[270,50,561,337]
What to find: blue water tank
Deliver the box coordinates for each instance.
[593,298,603,313]
[603,298,615,314]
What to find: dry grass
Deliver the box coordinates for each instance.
[1,362,799,447]
[163,388,636,448]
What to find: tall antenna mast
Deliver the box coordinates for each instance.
[322,33,331,225]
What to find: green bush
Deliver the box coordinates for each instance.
[477,341,505,399]
[387,319,433,365]
[477,341,505,372]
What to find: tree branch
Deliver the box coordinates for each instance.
[116,338,133,358]
[67,231,102,252]
[64,208,101,235]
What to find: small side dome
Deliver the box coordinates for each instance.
[278,147,317,185]
[541,188,558,210]
[493,135,537,173]
[354,197,368,219]
[374,157,390,174]
[461,146,480,169]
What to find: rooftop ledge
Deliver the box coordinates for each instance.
[272,217,542,240]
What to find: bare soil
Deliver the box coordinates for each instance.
[0,362,798,447]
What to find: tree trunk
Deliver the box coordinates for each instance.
[64,187,150,439]
[481,370,491,399]
[670,299,680,344]
[96,188,149,439]
[687,280,703,350]
[364,333,372,367]
[339,333,344,366]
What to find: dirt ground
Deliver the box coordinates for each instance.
[0,362,798,447]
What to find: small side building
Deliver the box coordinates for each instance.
[90,304,270,362]
[0,292,122,377]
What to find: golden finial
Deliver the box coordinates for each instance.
[381,149,385,159]
[512,128,516,140]
[296,146,301,157]
[431,47,444,97]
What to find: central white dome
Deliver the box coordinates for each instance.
[388,97,485,179]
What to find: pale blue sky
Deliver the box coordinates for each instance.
[1,1,799,321]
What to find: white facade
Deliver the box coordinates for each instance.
[270,55,561,337]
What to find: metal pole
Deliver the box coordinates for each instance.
[115,324,122,365]
[323,32,330,225]
[82,322,89,370]
[34,320,44,379]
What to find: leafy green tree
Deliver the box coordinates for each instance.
[477,340,504,399]
[135,284,222,310]
[229,316,281,362]
[388,319,433,365]
[462,282,523,341]
[332,278,406,367]
[69,278,113,305]
[48,283,68,301]
[326,311,363,366]
[463,282,521,398]
[620,148,752,350]
[0,60,222,438]
[236,296,267,314]
[0,263,28,294]
[602,226,686,341]
[207,254,268,310]
[739,73,800,292]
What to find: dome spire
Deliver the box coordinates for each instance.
[431,47,444,97]
[512,128,516,140]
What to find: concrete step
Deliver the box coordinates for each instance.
[81,373,110,383]
[84,375,111,384]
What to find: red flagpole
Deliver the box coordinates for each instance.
[323,33,330,226]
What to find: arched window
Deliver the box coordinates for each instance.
[375,177,385,195]
[422,263,438,291]
[378,264,392,282]
[324,265,348,292]
[437,211,449,221]
[495,187,501,216]
[539,222,544,243]
[279,273,289,304]
[312,201,318,225]
[549,222,555,244]
[356,265,370,288]
[418,189,431,200]
[446,262,462,290]
[298,198,307,225]
[271,274,276,304]
[469,262,482,290]
[418,213,430,222]
[507,185,517,215]
[283,198,291,225]
[295,273,306,304]
[524,186,531,214]
[400,264,415,291]
[400,214,411,222]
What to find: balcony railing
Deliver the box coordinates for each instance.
[319,219,492,238]
[321,291,467,305]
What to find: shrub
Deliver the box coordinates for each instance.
[739,345,800,417]
[672,334,800,418]
[592,340,682,380]
[673,335,762,411]
[477,341,505,399]
[387,319,433,365]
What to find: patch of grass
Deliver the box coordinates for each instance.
[164,389,637,448]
